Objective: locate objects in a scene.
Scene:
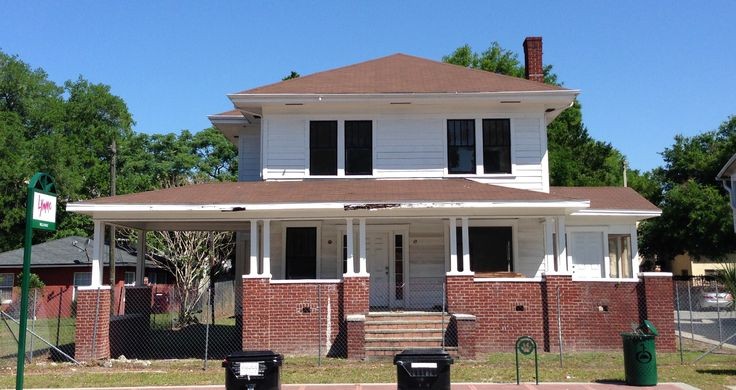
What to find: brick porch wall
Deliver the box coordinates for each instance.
[447,273,676,355]
[74,287,111,361]
[242,278,345,355]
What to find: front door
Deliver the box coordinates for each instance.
[368,231,390,308]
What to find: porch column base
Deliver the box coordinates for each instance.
[242,277,271,350]
[74,286,111,361]
[453,314,477,360]
[445,274,475,314]
[346,314,366,360]
[342,276,369,316]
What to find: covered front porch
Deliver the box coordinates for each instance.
[65,179,673,360]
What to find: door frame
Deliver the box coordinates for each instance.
[338,224,409,309]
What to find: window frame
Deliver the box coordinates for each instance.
[0,273,13,304]
[446,119,477,174]
[309,120,338,176]
[608,234,633,279]
[281,221,322,280]
[443,117,515,177]
[72,271,92,300]
[307,119,375,177]
[482,118,512,174]
[344,120,373,175]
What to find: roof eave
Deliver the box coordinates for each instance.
[227,90,580,106]
[716,153,736,180]
[569,209,662,218]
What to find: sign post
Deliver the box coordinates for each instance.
[16,173,56,390]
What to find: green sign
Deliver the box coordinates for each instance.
[30,190,57,231]
[17,173,56,390]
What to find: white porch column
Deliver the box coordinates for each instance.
[90,221,104,287]
[262,219,271,277]
[135,229,146,285]
[448,218,459,274]
[344,218,355,276]
[249,220,259,276]
[543,218,555,274]
[358,218,368,276]
[461,217,471,274]
[556,216,568,273]
[630,223,640,276]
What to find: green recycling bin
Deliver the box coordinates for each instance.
[621,320,658,386]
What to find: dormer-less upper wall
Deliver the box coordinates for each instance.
[247,103,550,192]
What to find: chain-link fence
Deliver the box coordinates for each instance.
[112,281,239,365]
[0,286,77,367]
[673,276,736,361]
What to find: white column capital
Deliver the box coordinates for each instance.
[90,221,104,287]
[249,219,259,276]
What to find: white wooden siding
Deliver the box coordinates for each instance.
[238,127,261,181]
[258,113,546,191]
[263,118,307,178]
[373,118,445,177]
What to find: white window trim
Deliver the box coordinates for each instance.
[0,273,13,304]
[443,116,515,177]
[124,271,136,286]
[443,219,519,273]
[281,221,322,280]
[566,226,610,280]
[306,119,375,178]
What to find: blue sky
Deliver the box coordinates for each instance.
[3,1,734,171]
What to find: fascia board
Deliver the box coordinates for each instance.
[67,200,589,214]
[227,90,580,106]
[716,153,736,179]
[569,209,662,218]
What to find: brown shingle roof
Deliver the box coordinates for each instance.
[550,187,660,212]
[76,179,578,206]
[211,109,241,117]
[236,54,567,95]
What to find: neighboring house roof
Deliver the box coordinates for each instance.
[235,53,567,95]
[0,236,140,268]
[550,186,661,214]
[71,179,583,206]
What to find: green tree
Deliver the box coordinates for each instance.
[638,116,736,266]
[443,42,622,186]
[282,71,300,81]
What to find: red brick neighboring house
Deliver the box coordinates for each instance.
[66,37,674,361]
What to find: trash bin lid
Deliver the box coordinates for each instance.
[639,320,659,336]
[226,350,283,362]
[393,348,453,364]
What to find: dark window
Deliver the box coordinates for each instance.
[482,119,511,173]
[456,226,513,273]
[342,234,348,274]
[310,121,337,175]
[345,120,372,175]
[394,234,404,300]
[447,119,476,174]
[285,227,317,279]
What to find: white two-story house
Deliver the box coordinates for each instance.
[68,37,675,359]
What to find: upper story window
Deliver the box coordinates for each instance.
[345,120,372,175]
[447,119,476,174]
[309,121,338,175]
[447,118,512,175]
[482,119,511,174]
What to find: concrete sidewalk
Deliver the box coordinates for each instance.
[21,383,698,390]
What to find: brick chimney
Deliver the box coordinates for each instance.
[523,37,544,83]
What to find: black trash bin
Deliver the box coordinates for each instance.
[394,348,454,390]
[222,350,283,390]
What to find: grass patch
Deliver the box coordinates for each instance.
[0,350,734,388]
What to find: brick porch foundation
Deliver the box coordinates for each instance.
[74,286,111,361]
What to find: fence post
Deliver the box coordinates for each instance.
[715,282,723,345]
[203,286,211,370]
[687,281,694,342]
[674,281,683,364]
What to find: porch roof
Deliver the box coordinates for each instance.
[70,179,578,207]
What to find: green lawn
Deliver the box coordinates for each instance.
[0,349,734,389]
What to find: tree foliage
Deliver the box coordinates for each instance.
[639,116,736,264]
[443,42,623,186]
[0,50,237,252]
